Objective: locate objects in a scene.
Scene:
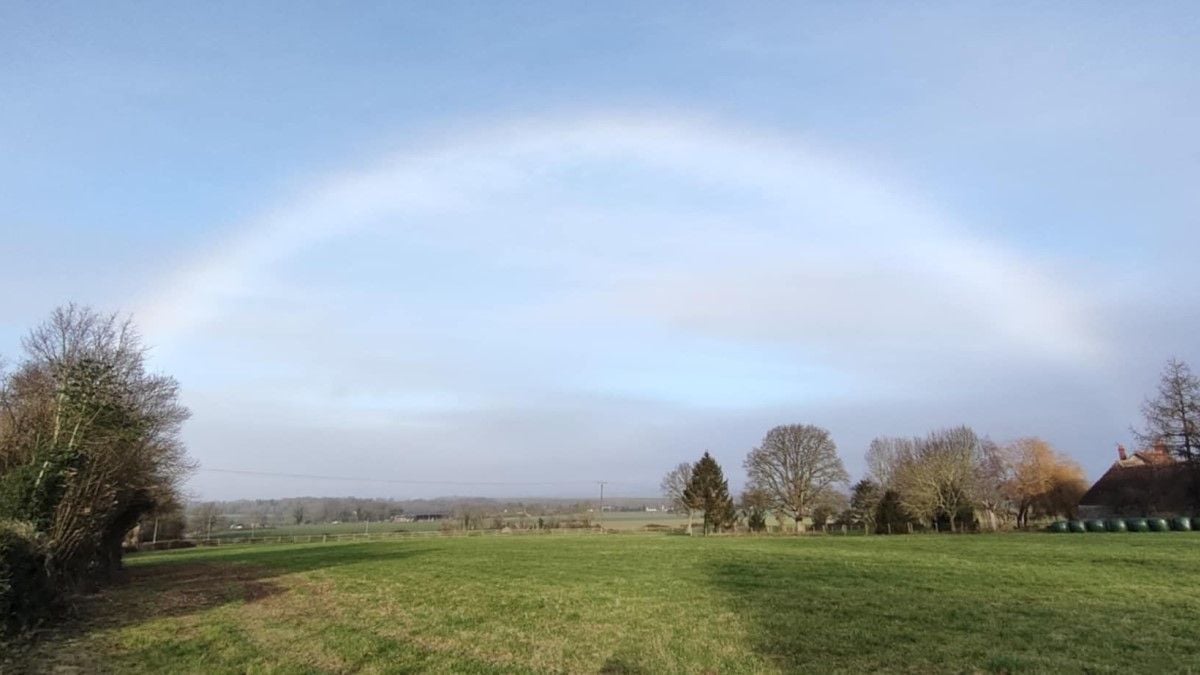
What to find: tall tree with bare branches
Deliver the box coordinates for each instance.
[660,462,694,535]
[744,424,848,533]
[865,436,912,489]
[1136,358,1200,507]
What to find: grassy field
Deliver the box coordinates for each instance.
[11,533,1200,673]
[202,520,445,540]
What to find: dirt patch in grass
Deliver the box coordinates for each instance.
[2,562,289,673]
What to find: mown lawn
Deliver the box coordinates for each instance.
[10,533,1200,673]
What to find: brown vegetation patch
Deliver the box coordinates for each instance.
[84,563,284,625]
[2,562,290,672]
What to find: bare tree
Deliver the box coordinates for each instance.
[660,462,694,535]
[1136,358,1200,507]
[975,438,1014,531]
[744,424,849,533]
[891,427,982,533]
[190,502,223,538]
[865,436,912,488]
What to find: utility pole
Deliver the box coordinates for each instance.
[598,481,607,532]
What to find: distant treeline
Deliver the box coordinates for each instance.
[185,496,669,535]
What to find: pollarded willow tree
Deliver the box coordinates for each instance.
[0,305,192,585]
[743,424,848,533]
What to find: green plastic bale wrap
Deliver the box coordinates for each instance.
[1148,518,1170,532]
[1192,517,1200,531]
[1106,518,1128,532]
[1171,517,1192,531]
[1048,521,1069,533]
[1126,518,1150,532]
[1068,520,1087,533]
[1086,519,1108,532]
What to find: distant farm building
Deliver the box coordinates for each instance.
[1078,443,1195,518]
[410,513,446,522]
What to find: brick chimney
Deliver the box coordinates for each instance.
[1117,444,1127,461]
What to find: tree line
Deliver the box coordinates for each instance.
[662,424,1090,535]
[182,496,636,536]
[660,357,1200,536]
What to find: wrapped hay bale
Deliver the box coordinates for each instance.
[1125,518,1150,532]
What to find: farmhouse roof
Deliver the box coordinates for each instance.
[1079,443,1195,515]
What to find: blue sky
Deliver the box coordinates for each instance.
[2,2,1198,499]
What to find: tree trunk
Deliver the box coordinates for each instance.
[686,509,693,536]
[795,516,805,534]
[987,509,998,532]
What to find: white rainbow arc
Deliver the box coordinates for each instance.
[136,112,1103,364]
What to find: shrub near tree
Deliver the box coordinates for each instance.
[740,487,771,533]
[848,479,883,531]
[683,452,735,535]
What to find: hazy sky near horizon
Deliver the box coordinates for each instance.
[3,3,1198,500]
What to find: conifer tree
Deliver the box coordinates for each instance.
[683,452,735,535]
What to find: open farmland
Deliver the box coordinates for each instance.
[198,511,691,542]
[10,533,1200,674]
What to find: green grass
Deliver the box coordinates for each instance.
[13,533,1200,673]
